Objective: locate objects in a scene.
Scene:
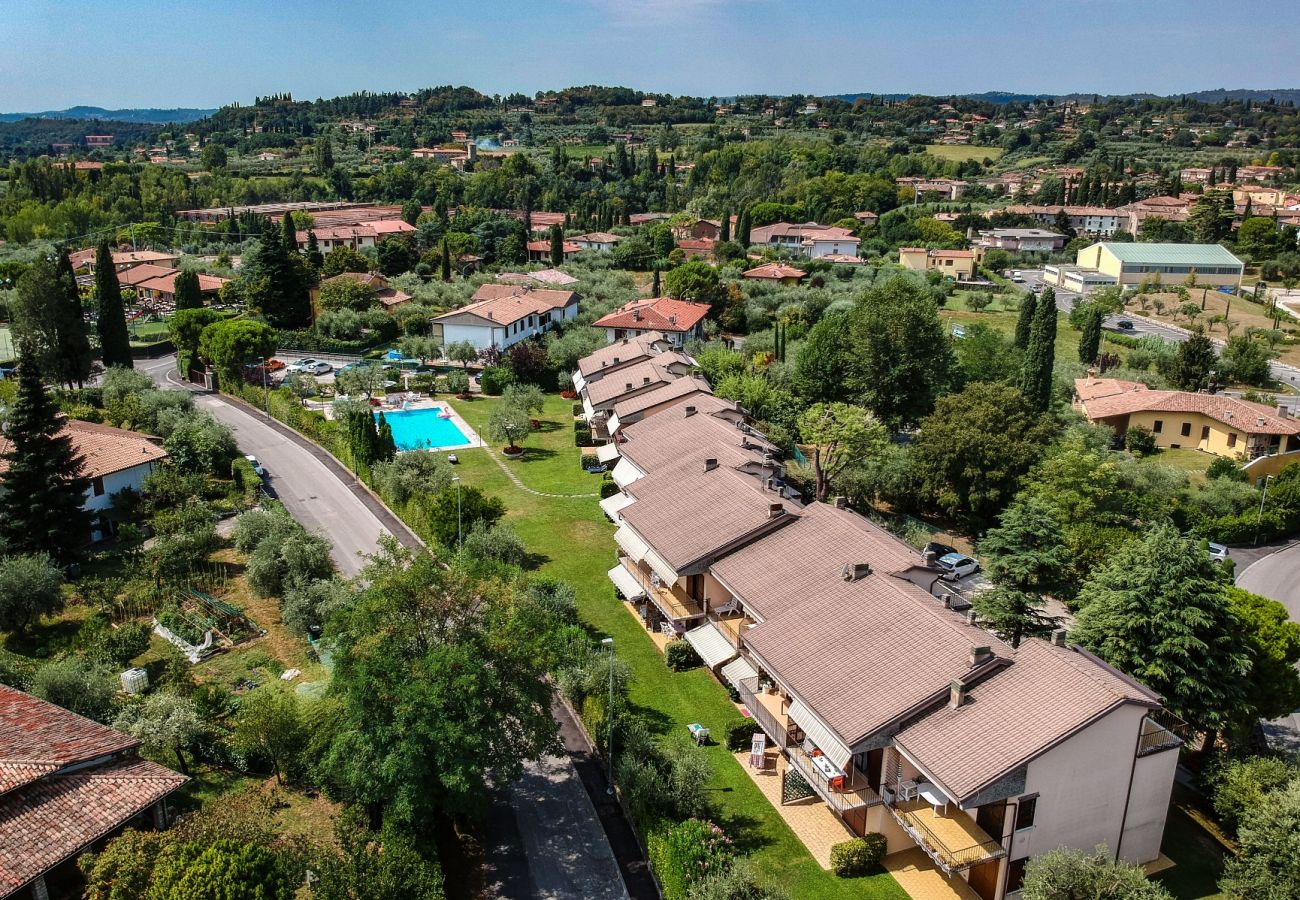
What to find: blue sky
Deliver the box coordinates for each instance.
[2,0,1297,110]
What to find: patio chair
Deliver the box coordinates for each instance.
[660,622,677,638]
[713,597,742,616]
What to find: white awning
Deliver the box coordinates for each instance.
[599,492,635,522]
[596,442,622,464]
[685,622,738,670]
[720,655,758,690]
[572,370,587,392]
[788,699,852,771]
[611,458,643,488]
[608,564,645,600]
[614,525,650,563]
[607,413,623,434]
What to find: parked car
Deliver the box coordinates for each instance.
[1010,271,1025,283]
[937,552,980,580]
[287,358,332,375]
[1030,282,1044,293]
[244,455,266,477]
[1207,541,1230,564]
[1116,319,1134,330]
[923,541,959,562]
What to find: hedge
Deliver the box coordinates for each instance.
[665,639,701,672]
[830,834,887,877]
[599,475,620,499]
[479,366,513,395]
[725,719,764,752]
[276,328,393,355]
[646,818,734,900]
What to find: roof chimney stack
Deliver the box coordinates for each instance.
[949,679,967,709]
[923,549,938,567]
[841,562,872,581]
[704,457,719,472]
[768,502,785,519]
[966,611,978,626]
[625,382,633,391]
[684,405,697,417]
[1052,629,1068,647]
[969,645,993,667]
[1278,402,1290,419]
[833,496,848,509]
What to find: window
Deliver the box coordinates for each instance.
[1015,795,1038,830]
[1006,858,1028,893]
[91,476,105,497]
[1201,426,1211,441]
[1153,420,1163,433]
[1228,433,1238,448]
[1181,422,1192,437]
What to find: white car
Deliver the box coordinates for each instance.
[937,552,980,580]
[288,358,332,375]
[244,455,266,477]
[1207,541,1230,564]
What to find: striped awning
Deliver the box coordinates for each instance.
[685,622,738,670]
[613,525,650,563]
[720,655,758,691]
[596,442,622,463]
[611,458,642,488]
[788,699,852,771]
[599,492,635,522]
[607,564,645,601]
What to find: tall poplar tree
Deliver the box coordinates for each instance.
[1077,307,1103,364]
[736,207,752,248]
[719,206,731,242]
[1020,287,1057,412]
[173,269,203,311]
[94,242,133,369]
[549,224,564,267]
[54,250,93,388]
[440,239,451,282]
[0,338,91,561]
[1014,291,1038,349]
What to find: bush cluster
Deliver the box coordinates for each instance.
[665,639,702,672]
[829,834,887,877]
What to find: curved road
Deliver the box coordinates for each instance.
[1237,544,1300,622]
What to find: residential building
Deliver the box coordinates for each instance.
[1041,265,1119,293]
[749,222,860,259]
[579,355,697,440]
[1115,196,1192,235]
[432,284,579,351]
[0,420,167,543]
[742,262,807,284]
[526,239,581,263]
[592,297,711,348]
[297,225,377,253]
[677,238,716,260]
[0,685,188,900]
[572,331,676,394]
[571,232,622,252]
[575,351,1182,898]
[134,270,231,307]
[84,134,114,148]
[672,217,738,242]
[608,374,715,435]
[496,268,579,287]
[854,211,880,226]
[899,247,977,279]
[974,228,1067,254]
[897,177,968,200]
[1074,377,1300,460]
[1072,242,1244,289]
[68,249,181,273]
[1000,205,1122,236]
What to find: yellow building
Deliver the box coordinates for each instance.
[1074,378,1300,461]
[898,247,976,279]
[1074,242,1244,289]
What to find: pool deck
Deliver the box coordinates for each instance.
[315,395,483,453]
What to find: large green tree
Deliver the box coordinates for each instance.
[315,811,445,900]
[1219,776,1300,900]
[792,310,855,404]
[797,402,888,502]
[1013,291,1038,350]
[12,252,93,387]
[911,382,1055,529]
[317,544,562,829]
[232,685,306,785]
[1225,587,1300,738]
[172,269,203,311]
[149,839,293,900]
[0,339,91,560]
[0,552,65,636]
[94,242,133,368]
[1171,328,1218,392]
[1021,846,1172,900]
[848,276,954,429]
[1020,286,1057,412]
[197,319,277,391]
[1077,306,1103,364]
[240,227,312,329]
[1072,523,1251,741]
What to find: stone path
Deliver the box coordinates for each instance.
[482,445,599,498]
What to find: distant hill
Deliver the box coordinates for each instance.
[831,88,1300,105]
[0,106,214,124]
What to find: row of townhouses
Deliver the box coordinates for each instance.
[573,332,1182,900]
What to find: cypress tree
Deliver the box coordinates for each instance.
[737,207,751,248]
[1020,287,1057,412]
[719,206,731,242]
[1014,291,1038,349]
[549,224,564,267]
[94,242,132,369]
[440,238,451,282]
[173,269,203,311]
[651,267,661,297]
[282,213,298,255]
[1172,328,1217,392]
[0,338,91,561]
[306,230,324,270]
[375,413,398,462]
[1077,307,1103,364]
[54,250,93,388]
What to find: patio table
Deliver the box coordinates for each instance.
[917,782,949,815]
[809,753,843,781]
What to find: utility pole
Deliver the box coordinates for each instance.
[452,475,463,548]
[1254,474,1274,546]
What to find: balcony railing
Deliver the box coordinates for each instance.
[714,614,753,647]
[623,560,703,621]
[883,795,1005,874]
[786,747,882,814]
[738,677,790,749]
[1138,709,1186,757]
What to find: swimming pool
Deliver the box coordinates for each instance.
[377,406,470,451]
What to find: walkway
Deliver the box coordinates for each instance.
[481,443,599,498]
[883,849,982,900]
[732,748,855,869]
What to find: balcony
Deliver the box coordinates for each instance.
[624,560,703,621]
[786,746,882,815]
[1138,709,1186,757]
[738,677,791,748]
[883,794,1004,875]
[715,613,754,647]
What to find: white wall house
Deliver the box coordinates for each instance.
[433,286,579,352]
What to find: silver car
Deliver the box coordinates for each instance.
[938,552,980,580]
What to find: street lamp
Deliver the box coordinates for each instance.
[257,356,269,411]
[1254,474,1275,546]
[601,636,615,795]
[452,475,462,548]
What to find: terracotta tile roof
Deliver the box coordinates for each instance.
[116,264,181,287]
[434,294,556,328]
[0,756,188,894]
[0,420,167,481]
[367,219,417,235]
[573,232,621,244]
[613,374,713,420]
[743,262,807,280]
[821,254,864,264]
[0,685,136,792]
[592,297,711,334]
[894,639,1159,802]
[298,225,377,242]
[1004,204,1120,217]
[321,271,385,289]
[617,398,767,478]
[496,268,579,286]
[134,271,229,295]
[583,358,686,408]
[576,333,667,378]
[750,222,858,243]
[676,239,716,252]
[526,240,582,254]
[1075,378,1300,435]
[470,283,577,310]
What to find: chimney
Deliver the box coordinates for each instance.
[684,405,697,417]
[949,679,967,709]
[612,357,619,365]
[669,314,677,325]
[969,645,993,667]
[942,593,954,607]
[1278,403,1290,419]
[1052,629,1068,647]
[923,549,938,566]
[625,382,633,391]
[833,496,848,509]
[643,376,651,385]
[840,562,872,581]
[620,337,629,345]
[632,309,641,322]
[768,502,785,519]
[966,611,978,626]
[704,457,719,472]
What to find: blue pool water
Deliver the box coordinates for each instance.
[377,406,469,451]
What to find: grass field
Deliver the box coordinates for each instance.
[447,392,908,899]
[925,144,1004,162]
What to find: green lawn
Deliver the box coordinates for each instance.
[446,393,907,899]
[925,144,1004,162]
[1155,785,1230,899]
[1149,448,1216,483]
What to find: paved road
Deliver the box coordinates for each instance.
[140,354,638,899]
[1237,542,1300,622]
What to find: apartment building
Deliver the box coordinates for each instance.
[749,222,861,259]
[433,284,578,351]
[592,297,711,348]
[577,353,697,441]
[899,247,977,279]
[999,205,1122,236]
[576,344,1180,900]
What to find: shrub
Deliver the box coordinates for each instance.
[599,475,620,499]
[725,719,763,752]
[665,639,702,671]
[1125,424,1157,456]
[830,834,887,877]
[1210,755,1298,835]
[572,401,583,416]
[561,390,578,400]
[479,366,513,395]
[574,424,593,447]
[581,452,600,470]
[648,818,734,900]
[1207,456,1248,482]
[1207,508,1287,545]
